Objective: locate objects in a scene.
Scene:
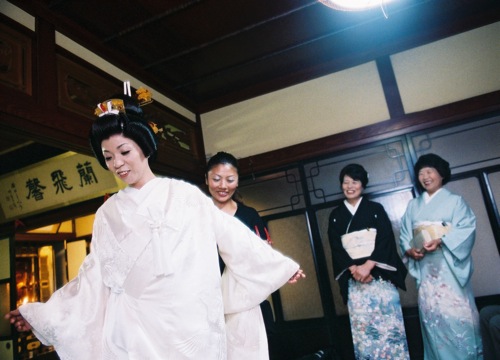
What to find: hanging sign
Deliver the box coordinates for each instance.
[0,152,125,223]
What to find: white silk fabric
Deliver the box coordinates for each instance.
[20,178,299,359]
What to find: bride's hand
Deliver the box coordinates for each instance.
[5,309,32,332]
[288,269,306,283]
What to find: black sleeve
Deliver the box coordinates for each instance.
[328,207,355,278]
[327,206,354,304]
[234,202,269,241]
[369,201,407,291]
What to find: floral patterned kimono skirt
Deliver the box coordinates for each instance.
[417,249,482,359]
[347,278,410,360]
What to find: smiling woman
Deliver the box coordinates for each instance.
[400,153,483,359]
[205,151,277,357]
[328,163,409,359]
[5,90,305,360]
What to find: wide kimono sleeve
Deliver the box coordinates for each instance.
[399,198,416,256]
[370,202,398,263]
[18,223,110,359]
[327,206,356,304]
[399,197,424,284]
[327,206,353,280]
[369,202,407,290]
[440,194,476,287]
[208,201,299,314]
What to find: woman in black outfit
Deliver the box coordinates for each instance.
[205,151,275,335]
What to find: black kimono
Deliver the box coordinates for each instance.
[328,197,407,304]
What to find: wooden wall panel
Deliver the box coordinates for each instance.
[0,20,32,95]
[0,16,206,183]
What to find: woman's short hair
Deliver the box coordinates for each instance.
[414,153,451,188]
[89,94,158,169]
[206,151,240,176]
[339,163,369,188]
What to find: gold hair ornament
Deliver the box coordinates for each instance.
[148,121,163,135]
[94,81,153,117]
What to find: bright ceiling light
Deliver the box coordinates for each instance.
[319,0,394,11]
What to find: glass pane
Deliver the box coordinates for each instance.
[316,205,346,315]
[16,252,39,307]
[0,283,11,336]
[0,238,9,280]
[304,139,411,205]
[38,246,55,302]
[411,115,500,173]
[239,168,304,216]
[488,171,500,231]
[446,178,500,297]
[66,240,87,281]
[268,214,323,320]
[0,340,14,360]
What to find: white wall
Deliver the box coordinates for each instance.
[201,62,389,159]
[392,21,500,113]
[201,21,500,159]
[0,0,33,30]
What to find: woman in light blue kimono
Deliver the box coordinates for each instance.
[400,153,483,359]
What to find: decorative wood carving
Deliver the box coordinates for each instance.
[57,54,118,119]
[0,22,32,95]
[56,53,203,178]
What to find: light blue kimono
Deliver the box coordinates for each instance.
[400,188,483,359]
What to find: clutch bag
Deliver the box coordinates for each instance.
[411,222,451,250]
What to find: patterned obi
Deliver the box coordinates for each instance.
[411,221,451,250]
[341,228,377,259]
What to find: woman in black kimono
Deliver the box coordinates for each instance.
[205,152,276,343]
[328,163,409,359]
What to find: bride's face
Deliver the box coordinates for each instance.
[101,134,153,189]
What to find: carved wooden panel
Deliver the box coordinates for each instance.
[56,54,118,119]
[56,53,203,178]
[0,22,32,95]
[147,103,203,179]
[144,104,200,159]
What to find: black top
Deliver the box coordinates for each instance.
[234,201,269,241]
[328,197,407,303]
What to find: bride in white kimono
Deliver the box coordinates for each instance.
[5,93,304,360]
[400,153,482,359]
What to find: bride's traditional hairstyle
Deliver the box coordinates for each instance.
[89,93,158,170]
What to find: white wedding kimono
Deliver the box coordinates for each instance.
[19,178,299,360]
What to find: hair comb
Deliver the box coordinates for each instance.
[94,81,153,117]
